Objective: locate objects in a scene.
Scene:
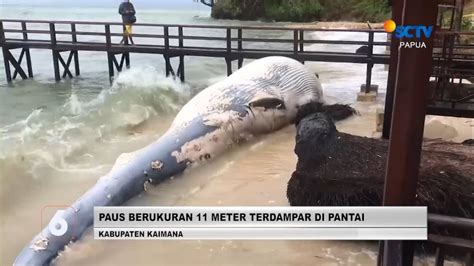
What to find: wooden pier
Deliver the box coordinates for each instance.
[1,19,473,117]
[0,19,390,86]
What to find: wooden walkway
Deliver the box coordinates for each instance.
[1,19,473,117]
[0,19,390,88]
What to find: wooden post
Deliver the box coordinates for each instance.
[382,0,403,139]
[380,0,438,265]
[164,26,169,50]
[124,54,130,69]
[225,58,232,76]
[453,0,464,31]
[71,23,80,76]
[178,26,185,82]
[105,24,114,83]
[107,52,114,83]
[299,30,305,64]
[0,21,5,45]
[299,30,304,52]
[50,22,60,81]
[105,24,112,47]
[226,28,231,53]
[226,28,232,76]
[435,247,445,266]
[293,30,298,55]
[0,21,12,83]
[163,26,171,77]
[2,48,12,83]
[237,28,243,69]
[21,21,33,78]
[364,31,374,93]
[465,253,473,266]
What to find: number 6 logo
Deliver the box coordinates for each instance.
[48,210,68,237]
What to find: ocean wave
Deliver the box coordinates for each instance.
[0,66,191,176]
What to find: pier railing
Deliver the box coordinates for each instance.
[427,214,474,265]
[0,19,390,86]
[429,30,474,117]
[1,19,473,117]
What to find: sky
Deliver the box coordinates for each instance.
[0,0,211,10]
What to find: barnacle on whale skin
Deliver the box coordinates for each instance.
[151,160,164,170]
[30,237,49,251]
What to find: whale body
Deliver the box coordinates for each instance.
[14,56,323,265]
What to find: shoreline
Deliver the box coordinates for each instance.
[286,21,384,30]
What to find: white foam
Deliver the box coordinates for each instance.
[0,66,191,176]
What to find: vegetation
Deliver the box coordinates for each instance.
[211,0,391,22]
[462,17,473,31]
[263,0,323,22]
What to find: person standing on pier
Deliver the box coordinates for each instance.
[118,0,136,45]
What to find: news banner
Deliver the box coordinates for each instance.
[93,207,427,240]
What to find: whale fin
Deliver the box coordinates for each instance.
[248,97,286,110]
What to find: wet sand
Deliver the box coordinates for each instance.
[53,117,379,266]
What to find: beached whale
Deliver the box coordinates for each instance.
[15,56,327,265]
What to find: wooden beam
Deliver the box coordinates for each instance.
[178,26,185,82]
[73,51,80,76]
[124,52,130,69]
[381,0,439,265]
[293,30,298,55]
[164,55,174,77]
[119,53,126,70]
[365,31,375,93]
[435,247,445,266]
[107,52,114,83]
[382,2,402,139]
[177,57,185,82]
[12,48,26,79]
[50,23,61,81]
[428,234,474,251]
[428,213,474,232]
[112,54,120,71]
[58,52,73,78]
[225,58,232,76]
[6,49,28,80]
[21,22,33,78]
[237,28,243,69]
[2,48,12,83]
[71,24,80,76]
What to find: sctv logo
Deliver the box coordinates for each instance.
[384,19,433,49]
